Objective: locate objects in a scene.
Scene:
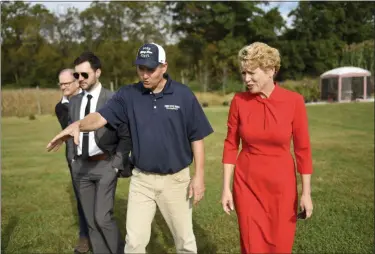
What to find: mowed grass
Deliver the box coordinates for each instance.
[1,102,374,253]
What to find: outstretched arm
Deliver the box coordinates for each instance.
[79,112,107,132]
[46,112,107,152]
[48,89,127,154]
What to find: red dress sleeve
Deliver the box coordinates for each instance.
[292,95,313,174]
[222,94,240,164]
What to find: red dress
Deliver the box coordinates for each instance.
[222,84,313,253]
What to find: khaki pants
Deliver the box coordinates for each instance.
[124,167,197,254]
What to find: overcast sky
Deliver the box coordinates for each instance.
[29,0,298,34]
[31,1,298,24]
[31,1,93,13]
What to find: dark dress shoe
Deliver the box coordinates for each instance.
[74,237,90,253]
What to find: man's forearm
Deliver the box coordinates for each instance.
[78,112,107,132]
[192,139,205,177]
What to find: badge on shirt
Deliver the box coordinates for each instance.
[164,105,180,111]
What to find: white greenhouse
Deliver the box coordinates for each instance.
[320,66,373,102]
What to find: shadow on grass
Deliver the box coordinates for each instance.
[115,194,217,253]
[149,211,218,253]
[66,167,80,231]
[1,215,19,253]
[194,219,218,253]
[114,197,170,253]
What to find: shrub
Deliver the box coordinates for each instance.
[202,102,209,108]
[280,78,320,102]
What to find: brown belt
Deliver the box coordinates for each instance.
[86,153,109,161]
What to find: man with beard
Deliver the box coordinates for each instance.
[55,69,89,253]
[67,52,132,254]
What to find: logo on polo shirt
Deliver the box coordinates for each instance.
[164,105,180,110]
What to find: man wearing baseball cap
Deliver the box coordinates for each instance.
[134,42,166,68]
[47,42,214,253]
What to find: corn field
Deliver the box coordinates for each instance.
[1,88,235,117]
[1,88,61,117]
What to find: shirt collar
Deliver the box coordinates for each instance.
[269,83,282,100]
[84,82,102,98]
[61,88,82,103]
[252,83,283,102]
[61,96,69,104]
[140,73,174,95]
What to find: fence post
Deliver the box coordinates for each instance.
[110,81,114,92]
[36,86,41,115]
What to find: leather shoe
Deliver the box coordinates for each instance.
[74,237,90,253]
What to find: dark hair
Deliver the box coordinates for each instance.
[73,51,101,70]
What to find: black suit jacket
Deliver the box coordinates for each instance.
[55,101,70,163]
[64,87,133,177]
[55,101,69,129]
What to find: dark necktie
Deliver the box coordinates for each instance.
[82,94,93,159]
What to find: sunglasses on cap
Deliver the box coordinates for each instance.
[73,72,89,79]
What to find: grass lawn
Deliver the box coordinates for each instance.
[2,102,374,253]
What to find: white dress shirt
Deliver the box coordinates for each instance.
[61,89,82,104]
[61,95,69,104]
[77,83,103,156]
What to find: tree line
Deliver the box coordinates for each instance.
[2,1,374,92]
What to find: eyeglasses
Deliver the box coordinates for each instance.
[58,80,75,87]
[73,72,89,79]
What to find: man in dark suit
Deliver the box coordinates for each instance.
[55,69,81,129]
[55,69,90,253]
[67,52,132,254]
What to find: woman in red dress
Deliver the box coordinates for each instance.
[221,42,314,253]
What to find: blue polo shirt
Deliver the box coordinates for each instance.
[98,74,214,174]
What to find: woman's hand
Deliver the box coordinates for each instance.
[221,188,234,215]
[299,193,313,219]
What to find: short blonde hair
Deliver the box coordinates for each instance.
[238,42,281,74]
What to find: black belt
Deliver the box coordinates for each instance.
[77,153,110,161]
